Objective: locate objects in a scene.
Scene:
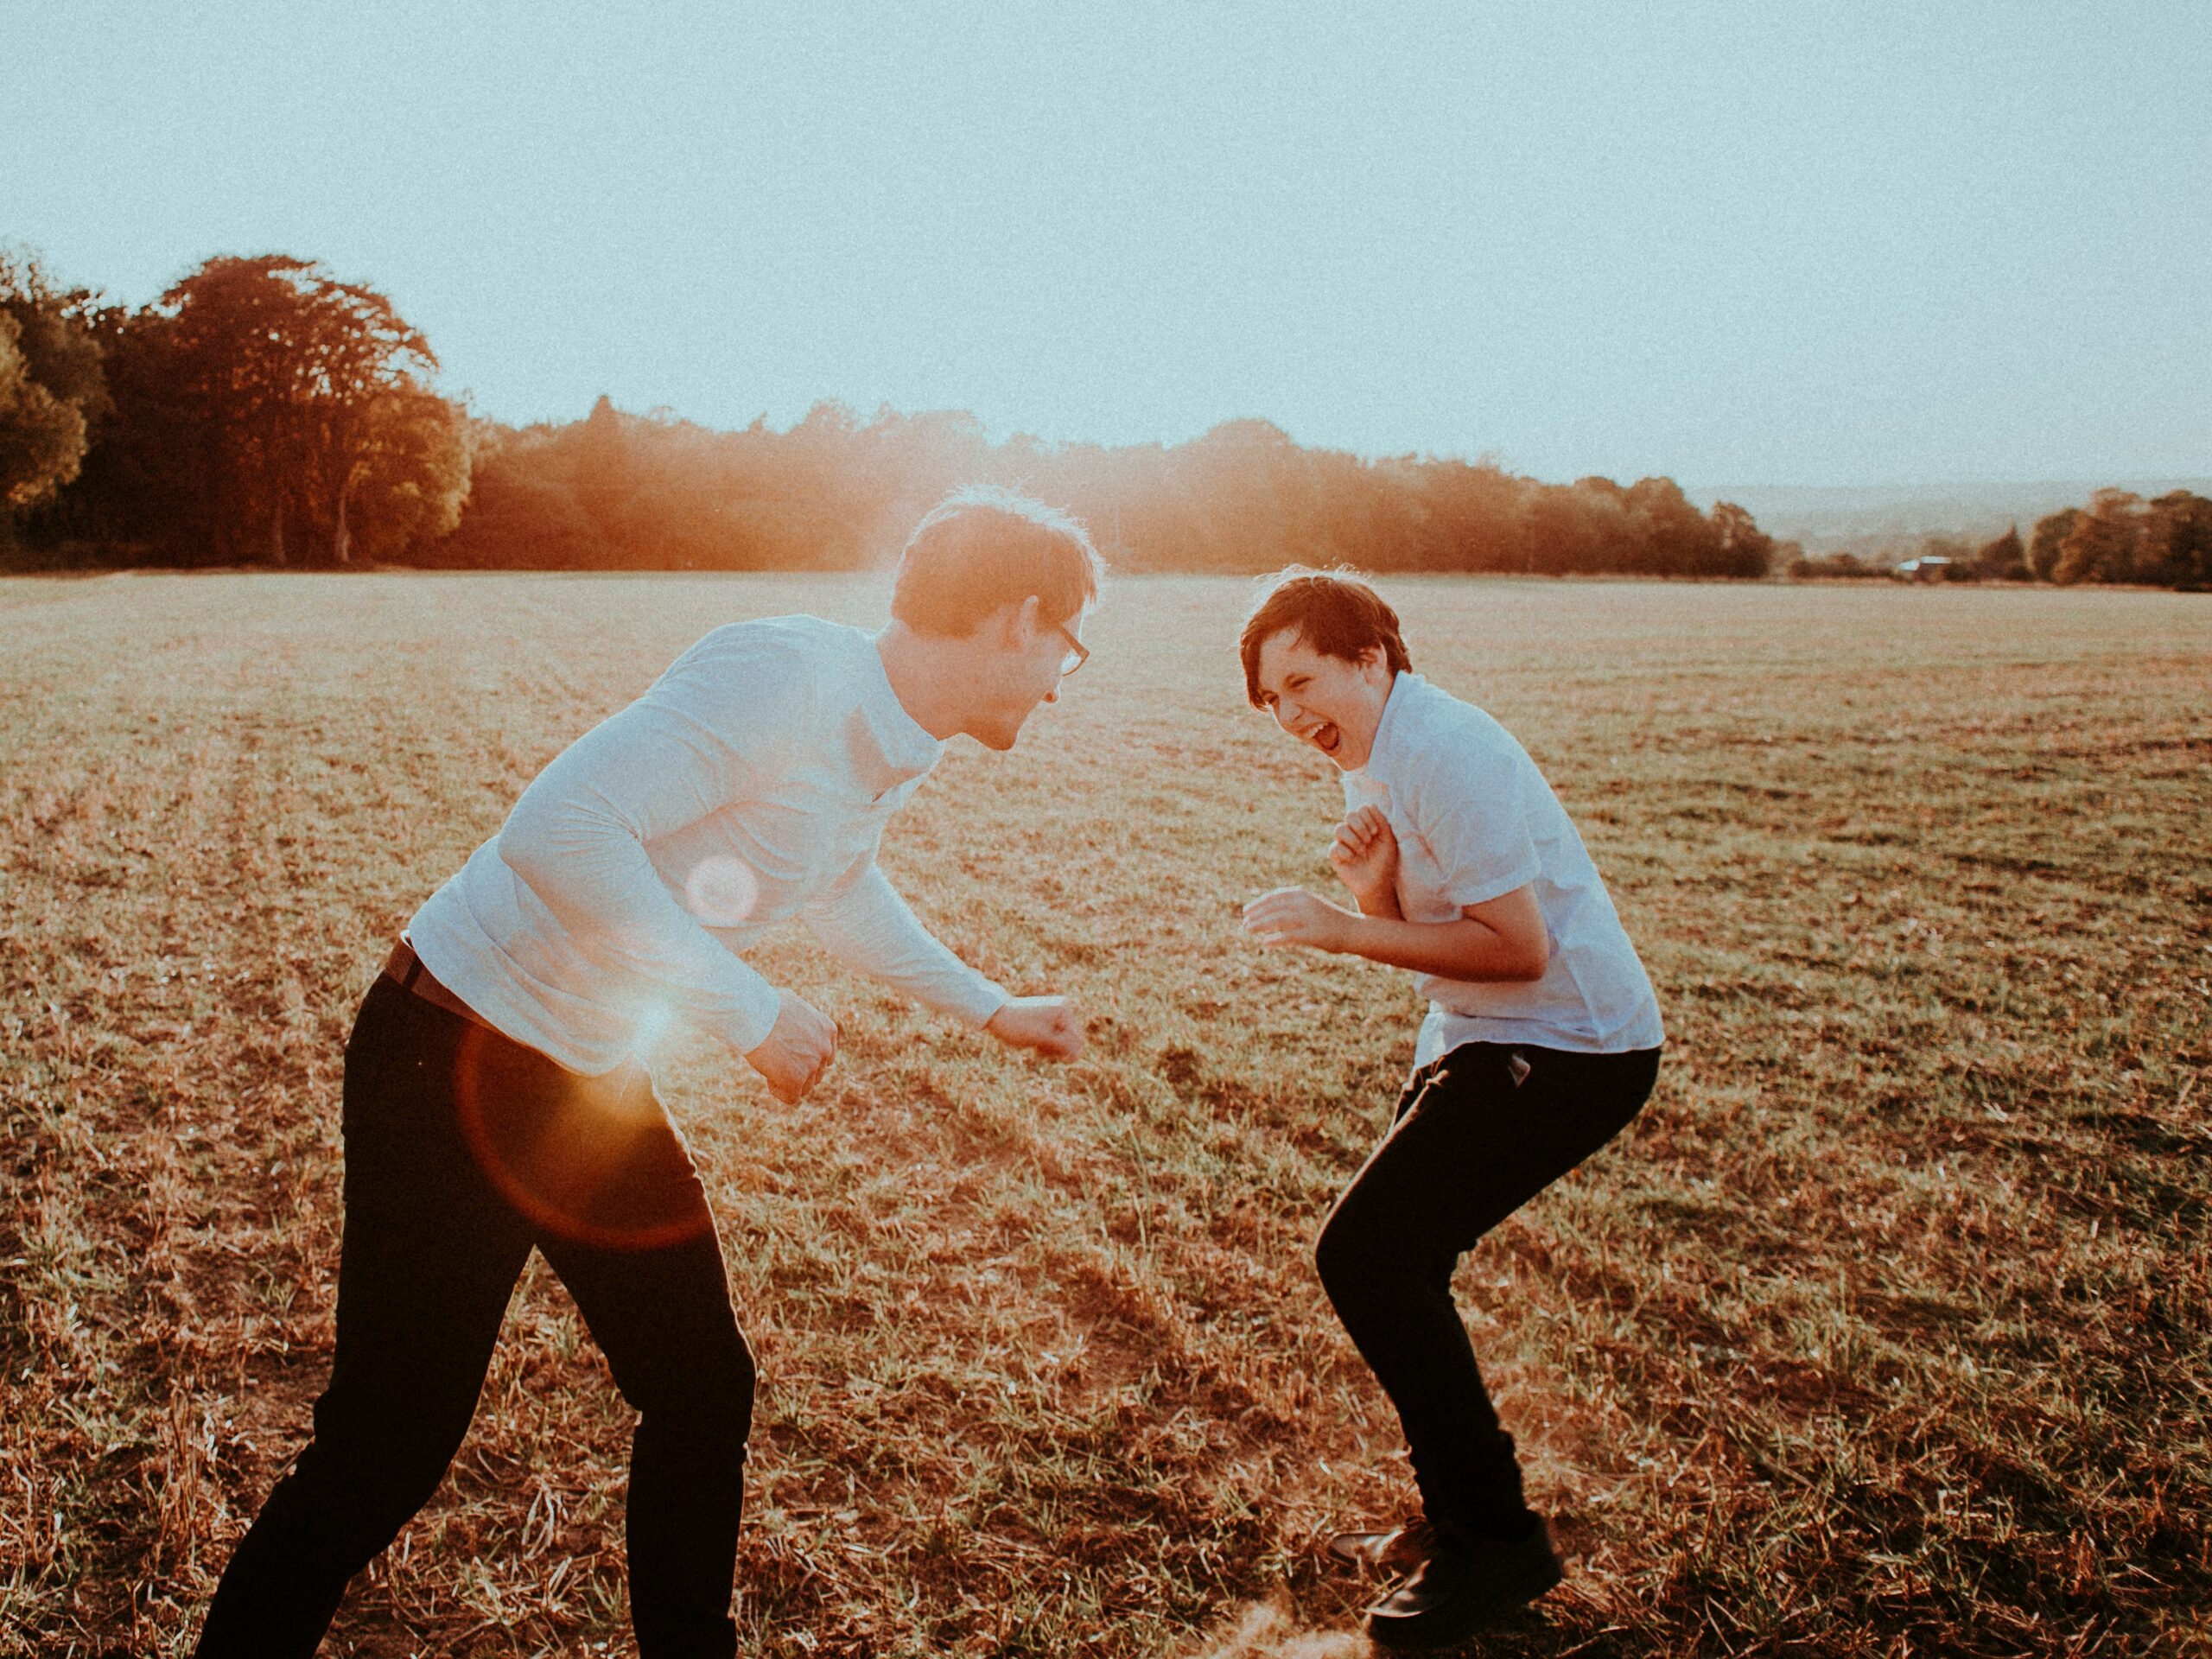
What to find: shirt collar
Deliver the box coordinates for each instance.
[848,632,944,793]
[1354,671,1421,781]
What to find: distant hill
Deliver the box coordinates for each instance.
[1682,480,2212,557]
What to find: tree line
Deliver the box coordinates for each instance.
[1788,490,2212,588]
[15,245,2191,587]
[3,247,1787,580]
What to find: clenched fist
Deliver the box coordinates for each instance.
[745,989,838,1103]
[1327,805,1400,911]
[985,995,1084,1060]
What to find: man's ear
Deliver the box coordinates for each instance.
[1007,594,1043,646]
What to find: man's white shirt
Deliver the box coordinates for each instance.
[1343,671,1665,1066]
[409,615,1010,1076]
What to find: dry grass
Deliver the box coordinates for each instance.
[1,573,2205,1657]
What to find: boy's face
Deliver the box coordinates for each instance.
[1251,629,1395,771]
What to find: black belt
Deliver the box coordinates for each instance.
[383,938,497,1034]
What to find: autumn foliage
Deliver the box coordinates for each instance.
[7,248,1783,579]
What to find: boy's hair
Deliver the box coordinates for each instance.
[891,486,1104,638]
[1238,566,1413,708]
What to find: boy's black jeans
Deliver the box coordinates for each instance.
[195,974,754,1658]
[1315,1040,1661,1540]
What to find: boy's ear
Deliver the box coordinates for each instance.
[1008,594,1043,645]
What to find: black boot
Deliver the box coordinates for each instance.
[1325,1519,1435,1576]
[1362,1516,1562,1650]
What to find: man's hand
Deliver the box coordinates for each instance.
[1327,806,1400,912]
[985,995,1084,1060]
[1242,886,1358,953]
[745,989,838,1103]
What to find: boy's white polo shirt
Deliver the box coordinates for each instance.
[1342,672,1664,1065]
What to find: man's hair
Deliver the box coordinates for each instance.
[1238,566,1413,708]
[891,486,1104,638]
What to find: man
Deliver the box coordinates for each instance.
[194,488,1098,1657]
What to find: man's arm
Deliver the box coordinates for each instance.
[802,863,1083,1058]
[496,635,835,1095]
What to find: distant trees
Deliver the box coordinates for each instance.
[9,238,1800,579]
[1794,499,2211,588]
[2027,509,2079,582]
[151,256,467,563]
[1972,525,2027,581]
[10,251,467,565]
[2050,489,2140,585]
[0,251,109,536]
[14,238,2207,590]
[424,404,1783,580]
[2142,491,2212,588]
[2018,490,2212,589]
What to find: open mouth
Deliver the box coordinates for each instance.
[1311,722,1341,756]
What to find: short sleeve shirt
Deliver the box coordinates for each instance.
[1344,672,1665,1065]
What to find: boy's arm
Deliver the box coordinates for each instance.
[1243,883,1549,982]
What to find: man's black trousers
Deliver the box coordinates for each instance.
[1315,1040,1661,1539]
[195,974,754,1658]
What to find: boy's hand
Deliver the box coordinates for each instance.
[1327,806,1399,909]
[1243,886,1357,953]
[746,990,838,1103]
[986,995,1084,1060]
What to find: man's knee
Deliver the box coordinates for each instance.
[270,1421,461,1570]
[627,1321,756,1441]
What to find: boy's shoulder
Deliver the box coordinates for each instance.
[1387,676,1524,777]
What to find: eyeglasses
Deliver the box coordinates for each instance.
[1052,621,1090,677]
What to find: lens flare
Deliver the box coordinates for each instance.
[449,1027,713,1252]
[683,855,760,926]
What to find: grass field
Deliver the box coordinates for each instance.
[2,572,2206,1658]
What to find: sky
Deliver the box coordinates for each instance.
[4,0,2208,488]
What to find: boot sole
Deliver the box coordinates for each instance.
[1363,1549,1564,1649]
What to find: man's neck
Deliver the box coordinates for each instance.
[874,621,973,742]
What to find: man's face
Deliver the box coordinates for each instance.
[1251,629,1393,771]
[967,601,1088,751]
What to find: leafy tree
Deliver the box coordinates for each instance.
[1709,501,1777,577]
[2053,489,2142,585]
[574,393,633,539]
[0,249,109,535]
[156,254,460,563]
[0,315,86,514]
[2141,491,2212,588]
[2027,508,2078,582]
[1972,524,2027,581]
[347,381,472,562]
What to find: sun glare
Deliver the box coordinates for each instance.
[683,855,761,927]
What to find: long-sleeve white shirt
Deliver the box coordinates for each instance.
[406,615,1009,1076]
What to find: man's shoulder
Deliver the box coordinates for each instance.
[685,613,864,663]
[671,614,868,683]
[653,614,866,727]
